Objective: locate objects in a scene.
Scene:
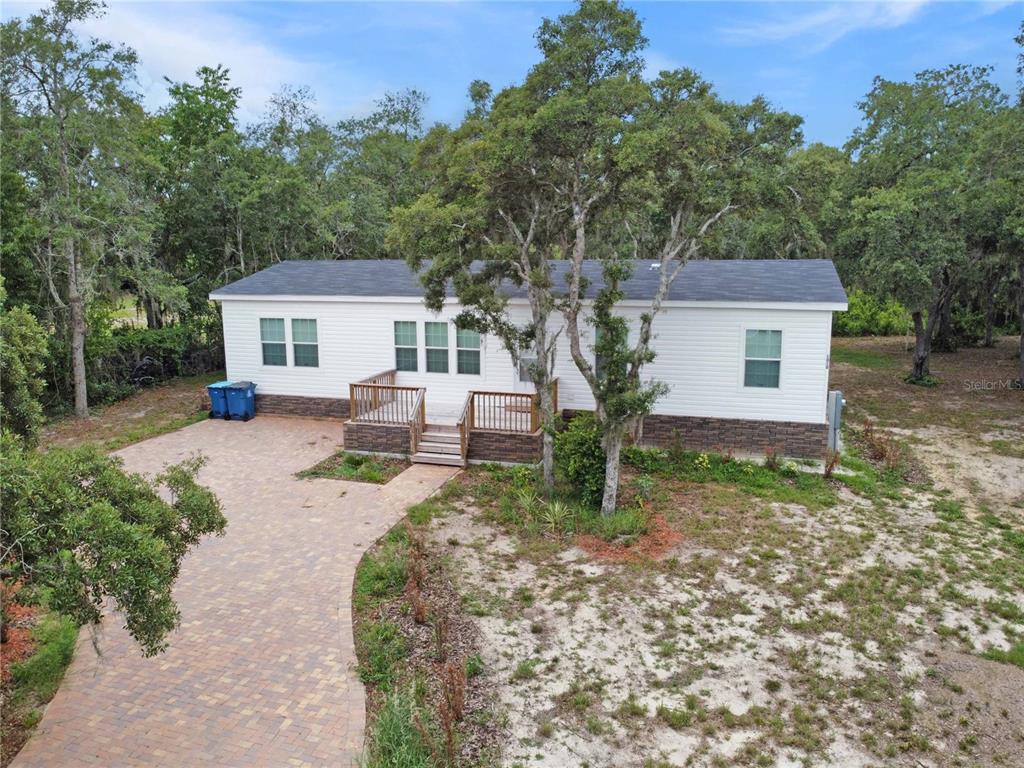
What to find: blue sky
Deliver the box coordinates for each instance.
[5,1,1021,145]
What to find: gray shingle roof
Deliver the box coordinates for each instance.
[210,259,847,304]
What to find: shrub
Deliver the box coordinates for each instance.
[832,289,912,336]
[555,412,606,509]
[0,292,48,443]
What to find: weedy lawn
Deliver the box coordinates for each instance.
[389,337,1023,767]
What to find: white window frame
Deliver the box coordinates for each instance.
[424,321,450,374]
[455,326,482,376]
[259,317,288,367]
[394,321,419,372]
[291,318,319,368]
[739,327,784,391]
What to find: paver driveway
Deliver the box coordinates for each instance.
[13,417,458,768]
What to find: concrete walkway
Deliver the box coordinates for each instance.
[13,417,458,768]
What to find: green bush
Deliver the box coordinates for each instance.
[832,289,912,336]
[555,413,606,509]
[0,290,48,442]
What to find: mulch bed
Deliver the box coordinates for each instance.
[1,602,37,683]
[576,514,683,563]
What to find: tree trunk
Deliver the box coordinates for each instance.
[67,240,89,417]
[600,423,626,517]
[911,310,931,381]
[537,381,556,492]
[933,294,956,353]
[145,296,164,329]
[1018,261,1024,385]
[982,275,996,348]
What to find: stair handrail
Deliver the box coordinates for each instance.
[455,390,474,466]
[409,387,426,455]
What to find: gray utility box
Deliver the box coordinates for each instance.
[827,390,845,453]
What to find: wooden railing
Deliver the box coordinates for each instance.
[409,388,427,454]
[358,369,397,387]
[466,379,558,434]
[349,377,423,424]
[456,391,474,461]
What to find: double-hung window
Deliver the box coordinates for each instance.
[744,329,782,388]
[292,319,319,367]
[260,318,287,366]
[394,321,418,372]
[456,327,481,375]
[425,322,449,373]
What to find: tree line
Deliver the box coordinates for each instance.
[2,1,1022,512]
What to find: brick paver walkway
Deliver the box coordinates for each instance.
[13,417,458,768]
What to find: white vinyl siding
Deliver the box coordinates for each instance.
[220,299,834,424]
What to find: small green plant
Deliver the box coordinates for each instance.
[465,654,484,679]
[539,500,574,535]
[656,704,692,730]
[512,658,541,681]
[555,413,606,509]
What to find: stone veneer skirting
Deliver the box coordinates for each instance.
[467,429,543,464]
[254,394,350,420]
[640,413,827,459]
[343,421,411,455]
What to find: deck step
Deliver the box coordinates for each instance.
[411,451,465,467]
[421,431,459,444]
[417,440,461,455]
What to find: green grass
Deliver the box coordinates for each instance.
[656,704,693,730]
[364,684,435,768]
[10,612,78,704]
[356,621,408,689]
[622,446,840,511]
[831,346,900,370]
[982,642,1024,669]
[101,410,210,452]
[353,528,408,612]
[297,451,406,484]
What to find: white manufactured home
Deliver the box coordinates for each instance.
[210,259,848,466]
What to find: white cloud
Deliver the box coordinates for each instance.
[721,1,933,53]
[1,1,384,125]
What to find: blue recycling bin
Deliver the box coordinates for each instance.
[206,381,231,419]
[225,381,257,421]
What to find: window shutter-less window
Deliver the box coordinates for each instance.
[260,318,287,366]
[456,327,481,375]
[744,329,782,388]
[292,319,319,367]
[394,321,417,371]
[425,322,449,373]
